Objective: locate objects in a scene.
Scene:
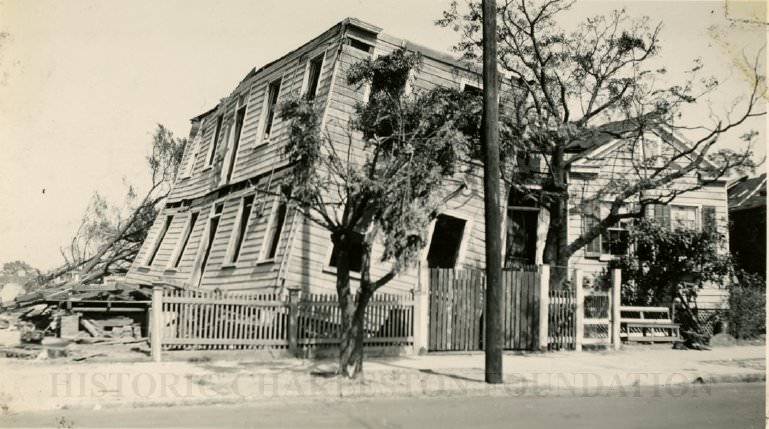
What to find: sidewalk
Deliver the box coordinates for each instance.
[0,345,764,414]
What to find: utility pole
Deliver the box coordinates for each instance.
[482,0,503,384]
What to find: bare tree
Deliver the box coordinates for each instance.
[439,0,764,285]
[36,125,186,288]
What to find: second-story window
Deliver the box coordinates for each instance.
[225,104,247,183]
[304,54,324,101]
[182,120,205,178]
[263,79,282,141]
[207,114,224,166]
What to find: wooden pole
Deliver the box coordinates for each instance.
[482,0,503,384]
[151,285,163,362]
[611,269,622,350]
[574,269,584,352]
[538,264,550,351]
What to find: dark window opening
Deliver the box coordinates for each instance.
[198,207,222,286]
[225,105,247,183]
[265,201,287,259]
[173,212,198,268]
[603,227,629,256]
[305,55,324,101]
[508,187,539,208]
[426,215,466,268]
[463,84,482,97]
[263,79,281,140]
[232,195,254,262]
[208,115,223,165]
[504,209,538,269]
[347,37,374,54]
[147,215,173,266]
[329,231,364,272]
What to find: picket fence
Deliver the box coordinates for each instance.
[153,288,413,354]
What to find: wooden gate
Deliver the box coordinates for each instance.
[582,290,611,347]
[428,268,540,351]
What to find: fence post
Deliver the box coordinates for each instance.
[413,262,430,354]
[611,268,622,351]
[538,264,550,351]
[288,288,299,356]
[573,269,584,352]
[151,285,163,362]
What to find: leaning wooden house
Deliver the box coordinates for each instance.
[125,18,731,353]
[124,18,493,296]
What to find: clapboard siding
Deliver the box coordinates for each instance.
[568,140,731,275]
[166,26,345,204]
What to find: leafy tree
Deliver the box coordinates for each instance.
[2,261,38,276]
[611,219,732,341]
[280,49,478,377]
[438,0,763,286]
[613,219,731,305]
[36,125,186,288]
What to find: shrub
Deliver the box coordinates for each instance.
[727,271,766,339]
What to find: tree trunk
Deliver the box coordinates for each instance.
[337,232,377,378]
[542,148,569,289]
[338,287,373,378]
[543,198,569,289]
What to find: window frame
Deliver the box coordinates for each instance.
[421,210,473,269]
[221,96,249,184]
[181,119,206,179]
[325,230,366,274]
[259,196,288,262]
[670,204,701,231]
[223,194,256,265]
[257,78,283,145]
[168,211,199,270]
[206,114,224,167]
[145,215,174,267]
[582,202,636,259]
[302,52,326,101]
[190,203,224,287]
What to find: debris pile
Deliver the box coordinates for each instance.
[0,281,152,360]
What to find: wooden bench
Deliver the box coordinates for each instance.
[620,306,681,343]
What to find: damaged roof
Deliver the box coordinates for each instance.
[728,173,766,212]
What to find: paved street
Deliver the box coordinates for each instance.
[1,382,764,428]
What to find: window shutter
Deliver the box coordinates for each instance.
[583,204,601,256]
[702,206,717,232]
[654,204,671,228]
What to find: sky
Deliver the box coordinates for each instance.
[0,0,766,271]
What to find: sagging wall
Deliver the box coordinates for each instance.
[126,19,494,294]
[126,21,346,290]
